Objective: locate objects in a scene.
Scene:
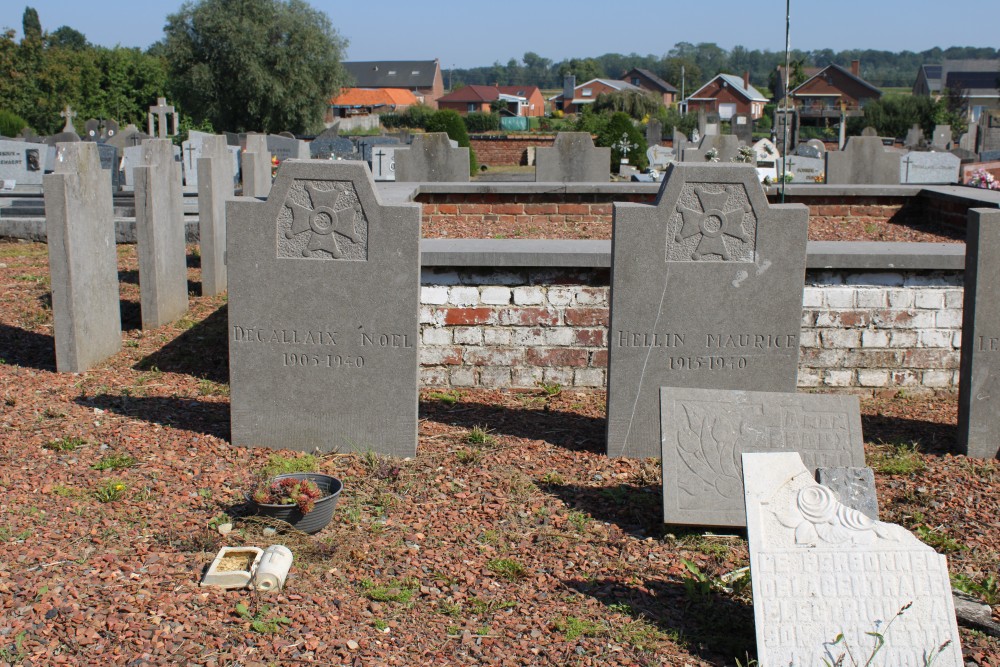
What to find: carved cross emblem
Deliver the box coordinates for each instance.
[674,186,751,260]
[284,183,361,258]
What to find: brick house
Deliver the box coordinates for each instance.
[681,73,768,120]
[789,61,881,126]
[549,77,644,114]
[913,59,1000,122]
[621,68,678,106]
[437,85,545,116]
[328,88,418,119]
[342,60,444,109]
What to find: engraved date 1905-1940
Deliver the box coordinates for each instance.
[282,353,365,369]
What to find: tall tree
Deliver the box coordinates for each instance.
[160,0,348,133]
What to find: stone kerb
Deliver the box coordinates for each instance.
[395,133,470,183]
[227,160,421,456]
[197,135,235,296]
[43,142,123,372]
[534,132,610,182]
[606,163,809,458]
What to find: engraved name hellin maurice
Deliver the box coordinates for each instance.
[615,331,795,350]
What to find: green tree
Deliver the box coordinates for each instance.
[557,58,605,82]
[859,94,941,138]
[22,7,42,44]
[596,112,647,173]
[46,26,88,50]
[593,90,662,120]
[426,109,478,174]
[160,0,349,134]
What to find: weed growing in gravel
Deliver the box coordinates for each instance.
[466,425,496,447]
[553,616,604,641]
[260,453,317,478]
[438,601,462,617]
[914,525,965,553]
[613,617,668,651]
[3,394,14,406]
[536,381,562,397]
[0,630,27,664]
[867,441,926,475]
[487,558,527,580]
[51,485,85,498]
[360,578,418,604]
[469,597,516,615]
[427,390,461,405]
[197,379,230,396]
[235,602,291,634]
[0,527,32,541]
[455,447,484,465]
[41,407,65,420]
[92,453,137,471]
[94,479,128,502]
[951,573,999,605]
[538,471,565,485]
[568,511,591,532]
[373,619,389,631]
[43,436,86,451]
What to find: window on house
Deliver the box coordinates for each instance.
[631,77,640,86]
[468,103,477,112]
[387,70,396,76]
[412,71,420,76]
[582,88,592,97]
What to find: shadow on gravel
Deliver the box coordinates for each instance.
[118,269,139,285]
[418,399,606,454]
[539,482,662,537]
[565,576,757,665]
[76,393,230,440]
[120,299,142,331]
[861,413,957,455]
[135,304,228,383]
[0,323,55,371]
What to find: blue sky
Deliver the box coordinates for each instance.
[1,0,994,69]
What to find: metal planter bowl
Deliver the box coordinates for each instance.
[250,473,343,534]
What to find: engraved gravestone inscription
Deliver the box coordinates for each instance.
[606,163,808,458]
[227,160,420,456]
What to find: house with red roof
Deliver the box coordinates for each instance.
[789,61,881,126]
[437,84,545,116]
[328,88,419,120]
[681,73,769,120]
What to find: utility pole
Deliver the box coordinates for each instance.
[781,0,791,203]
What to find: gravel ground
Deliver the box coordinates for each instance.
[0,241,996,666]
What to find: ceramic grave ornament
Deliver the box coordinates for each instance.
[227,160,420,456]
[606,163,808,458]
[744,452,962,667]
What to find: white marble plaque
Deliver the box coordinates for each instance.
[744,452,962,667]
[370,145,396,181]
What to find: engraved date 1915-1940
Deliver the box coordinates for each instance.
[282,353,365,369]
[669,355,748,370]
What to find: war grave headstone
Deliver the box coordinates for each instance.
[825,136,901,185]
[744,452,963,667]
[932,124,952,150]
[958,208,1000,459]
[682,134,741,163]
[904,124,925,150]
[227,160,421,455]
[43,143,122,372]
[660,388,865,527]
[731,113,753,145]
[646,118,662,147]
[198,135,236,296]
[243,134,272,198]
[816,466,879,520]
[370,145,396,181]
[605,163,809,458]
[95,143,120,191]
[535,132,610,182]
[148,97,178,138]
[395,132,469,183]
[134,139,188,329]
[0,139,45,189]
[900,151,960,184]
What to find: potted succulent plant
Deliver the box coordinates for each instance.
[248,472,343,534]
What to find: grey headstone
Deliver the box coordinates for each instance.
[95,143,120,191]
[980,150,1000,162]
[44,131,81,146]
[43,143,122,372]
[243,134,272,198]
[806,138,826,155]
[181,135,207,187]
[672,129,689,154]
[646,118,662,147]
[683,134,741,163]
[661,388,865,527]
[0,139,45,187]
[904,124,925,149]
[794,142,822,159]
[134,139,188,329]
[861,126,879,136]
[121,145,143,188]
[977,112,1000,153]
[899,151,960,184]
[825,136,901,185]
[84,119,101,142]
[356,137,400,163]
[781,155,825,183]
[816,467,879,520]
[958,208,1000,459]
[106,124,149,150]
[605,163,808,458]
[731,113,753,145]
[774,108,798,148]
[227,160,421,455]
[225,132,241,147]
[370,145,396,181]
[267,134,309,162]
[932,125,952,150]
[198,135,235,296]
[535,132,610,182]
[310,126,354,159]
[959,129,976,152]
[395,132,469,182]
[697,109,707,136]
[744,452,963,667]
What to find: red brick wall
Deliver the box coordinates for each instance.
[417,192,656,229]
[468,135,557,166]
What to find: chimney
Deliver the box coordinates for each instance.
[563,75,576,103]
[851,60,860,77]
[743,71,750,90]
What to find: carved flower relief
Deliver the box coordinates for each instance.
[774,484,896,546]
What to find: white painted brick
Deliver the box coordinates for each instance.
[464,347,523,366]
[512,367,543,387]
[574,368,605,387]
[542,368,574,386]
[891,370,921,386]
[423,327,452,346]
[480,286,512,305]
[547,287,575,307]
[922,370,953,387]
[917,330,953,348]
[824,369,854,387]
[512,286,544,305]
[821,330,861,348]
[855,289,887,308]
[952,331,962,348]
[914,290,945,310]
[482,328,513,346]
[797,369,822,387]
[420,368,449,386]
[887,289,914,308]
[799,331,821,348]
[824,287,856,309]
[453,327,483,345]
[936,309,963,328]
[450,367,476,387]
[575,288,608,306]
[802,311,817,327]
[802,287,824,308]
[888,331,918,348]
[448,286,480,306]
[420,306,445,326]
[421,347,461,365]
[804,349,845,367]
[544,328,577,346]
[480,367,512,388]
[906,311,938,329]
[952,369,961,386]
[421,286,450,305]
[512,328,546,346]
[857,369,890,387]
[944,289,964,309]
[860,330,891,348]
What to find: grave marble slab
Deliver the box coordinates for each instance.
[744,452,963,667]
[900,151,960,184]
[660,388,864,527]
[43,143,122,372]
[395,132,469,182]
[816,467,879,520]
[958,208,1000,459]
[535,132,610,182]
[356,137,401,163]
[197,135,235,296]
[0,139,45,187]
[227,160,420,455]
[781,155,825,183]
[646,145,675,170]
[121,144,143,188]
[826,136,901,185]
[370,145,396,181]
[605,163,809,458]
[752,138,780,165]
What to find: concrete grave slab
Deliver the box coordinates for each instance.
[605,163,808,458]
[535,132,610,182]
[227,160,421,455]
[660,388,864,527]
[395,132,469,182]
[744,452,963,667]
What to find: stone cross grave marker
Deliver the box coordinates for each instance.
[825,136,901,185]
[958,208,1000,459]
[605,163,809,458]
[900,151,960,184]
[394,132,469,182]
[59,105,76,133]
[43,143,122,372]
[660,388,865,527]
[134,139,188,328]
[197,135,236,296]
[744,452,963,667]
[0,139,45,188]
[147,97,178,138]
[535,132,610,182]
[227,160,421,455]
